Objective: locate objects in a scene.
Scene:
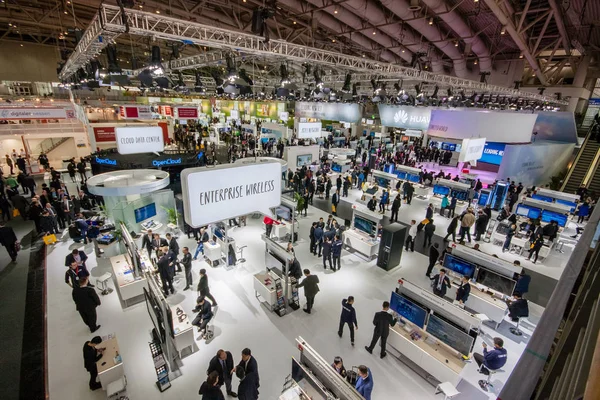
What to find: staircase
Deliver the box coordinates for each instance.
[561,126,600,195]
[30,137,70,156]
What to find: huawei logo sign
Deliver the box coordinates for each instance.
[394,109,408,124]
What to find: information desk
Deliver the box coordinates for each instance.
[253,269,294,311]
[272,222,292,241]
[170,304,195,358]
[96,336,125,389]
[342,229,380,260]
[388,322,466,387]
[447,281,508,328]
[204,242,222,266]
[110,254,147,307]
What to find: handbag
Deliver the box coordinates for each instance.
[43,234,57,245]
[13,209,20,217]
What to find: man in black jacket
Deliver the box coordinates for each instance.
[181,247,193,291]
[455,275,471,304]
[197,268,218,305]
[367,196,377,212]
[192,296,213,334]
[207,349,236,397]
[430,268,451,298]
[65,248,88,268]
[83,336,104,390]
[0,223,18,262]
[235,365,259,400]
[153,233,168,258]
[297,269,320,314]
[288,257,303,280]
[390,196,401,223]
[474,210,489,241]
[507,292,529,321]
[405,183,414,205]
[365,301,397,358]
[426,243,440,277]
[338,296,358,345]
[141,229,154,257]
[423,218,436,248]
[157,251,174,296]
[237,348,259,393]
[72,276,101,332]
[166,233,181,273]
[331,189,340,216]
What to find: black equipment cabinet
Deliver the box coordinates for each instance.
[377,224,407,271]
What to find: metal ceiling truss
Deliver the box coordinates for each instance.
[59,4,566,105]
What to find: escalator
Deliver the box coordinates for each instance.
[561,125,600,195]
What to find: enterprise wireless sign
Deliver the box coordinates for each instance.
[115,126,164,155]
[297,122,322,139]
[181,162,281,227]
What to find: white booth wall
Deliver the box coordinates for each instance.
[284,145,320,173]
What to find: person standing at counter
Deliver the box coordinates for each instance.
[194,227,210,260]
[365,301,397,359]
[157,250,174,296]
[338,296,358,345]
[355,365,373,400]
[367,196,377,212]
[182,247,193,291]
[331,356,347,378]
[527,233,544,263]
[459,208,475,243]
[332,189,340,216]
[455,276,471,304]
[440,195,450,217]
[82,336,104,391]
[513,270,530,296]
[166,233,181,273]
[72,276,101,333]
[502,223,517,252]
[430,268,451,298]
[297,269,320,314]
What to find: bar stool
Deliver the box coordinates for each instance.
[236,245,247,265]
[96,273,113,295]
[478,366,504,391]
[434,382,460,399]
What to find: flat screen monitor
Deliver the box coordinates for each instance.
[396,171,407,180]
[134,203,157,223]
[376,176,390,188]
[275,205,292,221]
[390,292,427,328]
[541,210,568,227]
[451,190,468,201]
[532,194,553,202]
[265,250,285,271]
[443,254,476,278]
[354,216,376,236]
[515,205,542,220]
[407,174,420,183]
[384,164,394,174]
[426,314,474,357]
[556,199,577,212]
[332,163,342,173]
[476,267,516,296]
[291,358,328,399]
[433,185,451,196]
[478,191,490,206]
[296,154,312,167]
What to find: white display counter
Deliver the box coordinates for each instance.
[447,282,508,328]
[170,304,195,358]
[342,229,380,259]
[96,336,125,389]
[110,254,147,307]
[253,271,294,311]
[204,242,222,266]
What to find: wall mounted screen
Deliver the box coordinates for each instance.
[134,203,157,223]
[433,185,451,196]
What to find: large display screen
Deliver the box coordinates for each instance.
[541,210,568,227]
[443,254,476,278]
[396,171,407,180]
[376,177,390,188]
[433,185,450,196]
[390,292,427,328]
[354,216,376,236]
[296,154,312,167]
[476,268,516,296]
[134,203,157,223]
[426,314,474,357]
[515,204,542,219]
[556,199,577,212]
[407,174,420,183]
[332,163,342,173]
[451,190,469,201]
[532,194,554,202]
[478,142,506,165]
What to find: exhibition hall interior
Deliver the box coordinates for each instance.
[1,1,600,400]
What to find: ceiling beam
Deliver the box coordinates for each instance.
[547,0,571,54]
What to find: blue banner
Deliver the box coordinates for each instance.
[478,142,505,165]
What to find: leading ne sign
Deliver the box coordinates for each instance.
[115,126,164,155]
[181,162,281,227]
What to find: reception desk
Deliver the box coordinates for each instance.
[388,323,466,387]
[97,336,125,389]
[110,254,146,307]
[342,229,380,260]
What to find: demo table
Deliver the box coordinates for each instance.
[97,336,125,389]
[170,304,195,358]
[342,229,380,260]
[253,270,294,311]
[447,281,508,328]
[110,254,147,307]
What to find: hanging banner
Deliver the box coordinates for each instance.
[0,107,68,120]
[157,105,172,117]
[532,111,577,143]
[93,127,116,142]
[295,102,363,123]
[181,162,281,227]
[478,142,506,165]
[427,110,537,143]
[119,105,152,119]
[459,137,487,162]
[377,105,432,130]
[115,126,164,154]
[175,107,199,119]
[297,122,322,139]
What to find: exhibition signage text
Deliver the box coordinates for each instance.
[115,126,164,155]
[181,162,281,227]
[297,122,323,139]
[93,127,116,142]
[119,105,152,119]
[459,138,487,163]
[295,102,363,123]
[152,158,182,167]
[377,105,431,130]
[0,107,69,120]
[95,157,117,166]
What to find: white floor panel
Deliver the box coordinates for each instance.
[47,189,540,400]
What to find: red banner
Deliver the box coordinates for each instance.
[175,107,198,119]
[119,105,152,119]
[158,105,172,116]
[93,127,116,142]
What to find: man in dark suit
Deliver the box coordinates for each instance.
[65,248,88,268]
[235,365,259,400]
[331,189,340,216]
[0,223,18,262]
[423,218,436,248]
[141,229,154,257]
[157,250,174,296]
[83,336,104,391]
[181,247,193,291]
[507,292,529,321]
[207,349,236,397]
[297,269,320,314]
[192,296,213,334]
[365,301,397,358]
[455,275,471,304]
[426,243,440,277]
[237,348,259,393]
[166,233,181,273]
[430,268,451,298]
[72,276,101,332]
[153,233,168,257]
[198,269,218,305]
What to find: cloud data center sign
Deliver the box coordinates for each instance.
[115,126,164,155]
[181,162,282,227]
[378,105,431,130]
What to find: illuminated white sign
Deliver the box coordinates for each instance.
[115,126,164,155]
[297,122,322,139]
[459,137,487,162]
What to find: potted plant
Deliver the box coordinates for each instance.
[294,192,304,215]
[162,206,180,226]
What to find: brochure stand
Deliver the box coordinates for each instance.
[149,341,171,392]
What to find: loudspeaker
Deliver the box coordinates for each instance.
[377,223,408,271]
